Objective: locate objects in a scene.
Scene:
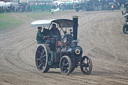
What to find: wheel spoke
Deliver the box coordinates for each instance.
[38,62,43,68]
[64,63,69,67]
[41,50,45,55]
[42,55,46,61]
[64,68,68,73]
[37,55,43,60]
[37,57,41,61]
[38,50,41,54]
[86,68,89,72]
[43,54,46,57]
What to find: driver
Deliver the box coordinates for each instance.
[50,24,61,40]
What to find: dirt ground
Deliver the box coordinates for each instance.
[0,10,128,85]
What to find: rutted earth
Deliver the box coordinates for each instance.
[0,10,128,85]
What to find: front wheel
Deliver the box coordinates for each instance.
[80,56,92,75]
[60,56,72,75]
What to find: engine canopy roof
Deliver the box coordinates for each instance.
[31,19,73,28]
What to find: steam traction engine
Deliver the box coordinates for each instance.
[32,16,92,75]
[123,14,128,34]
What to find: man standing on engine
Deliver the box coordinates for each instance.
[36,27,45,44]
[50,24,61,40]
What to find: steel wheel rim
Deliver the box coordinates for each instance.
[36,46,46,71]
[60,57,71,75]
[61,58,69,74]
[81,56,92,74]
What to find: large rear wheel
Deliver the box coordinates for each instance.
[80,56,92,75]
[35,44,50,73]
[60,56,72,75]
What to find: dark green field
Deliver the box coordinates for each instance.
[0,10,74,31]
[0,13,22,31]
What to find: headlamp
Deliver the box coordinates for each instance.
[75,49,81,55]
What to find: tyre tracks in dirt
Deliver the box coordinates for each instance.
[0,11,128,85]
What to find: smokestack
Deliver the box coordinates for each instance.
[73,16,78,40]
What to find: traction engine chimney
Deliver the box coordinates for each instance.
[73,16,78,40]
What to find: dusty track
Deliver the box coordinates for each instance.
[0,10,128,85]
